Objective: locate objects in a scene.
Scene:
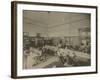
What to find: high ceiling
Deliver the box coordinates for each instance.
[23,10,90,28]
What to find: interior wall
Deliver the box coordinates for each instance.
[23,18,90,37]
[49,18,90,37]
[23,11,90,38]
[23,23,48,37]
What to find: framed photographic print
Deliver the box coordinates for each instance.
[11,1,98,78]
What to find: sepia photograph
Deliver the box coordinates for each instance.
[23,10,91,69]
[11,1,97,78]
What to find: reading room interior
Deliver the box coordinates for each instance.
[23,10,91,69]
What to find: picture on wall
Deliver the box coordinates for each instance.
[11,1,97,78]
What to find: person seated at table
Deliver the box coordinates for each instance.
[57,48,66,64]
[33,47,42,63]
[79,43,85,52]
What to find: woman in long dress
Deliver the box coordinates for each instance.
[27,47,42,69]
[27,47,37,69]
[23,48,29,69]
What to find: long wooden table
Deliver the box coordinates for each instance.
[32,46,90,68]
